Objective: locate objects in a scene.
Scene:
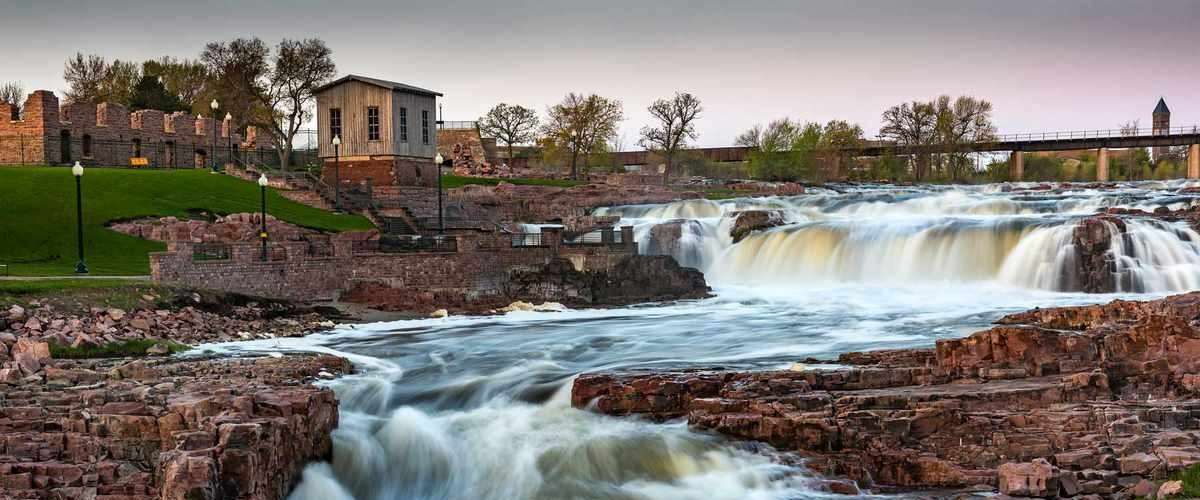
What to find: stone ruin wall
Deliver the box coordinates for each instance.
[0,90,259,167]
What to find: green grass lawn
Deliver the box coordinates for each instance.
[440,175,584,189]
[0,166,374,276]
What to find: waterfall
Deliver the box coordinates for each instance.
[598,184,1200,293]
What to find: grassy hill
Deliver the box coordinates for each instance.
[0,166,374,276]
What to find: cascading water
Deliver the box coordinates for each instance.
[603,182,1200,293]
[200,181,1200,500]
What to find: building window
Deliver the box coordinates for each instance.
[367,106,380,141]
[399,107,408,142]
[421,110,430,145]
[329,108,342,141]
[82,135,92,157]
[132,138,142,157]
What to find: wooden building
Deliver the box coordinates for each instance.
[315,75,442,187]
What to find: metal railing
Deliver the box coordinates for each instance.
[869,125,1200,146]
[437,121,478,130]
[192,243,232,261]
[352,236,458,254]
[510,233,546,247]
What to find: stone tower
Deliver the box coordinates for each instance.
[1153,97,1170,162]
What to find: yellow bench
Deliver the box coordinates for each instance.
[130,157,150,167]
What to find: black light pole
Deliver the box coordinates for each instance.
[72,162,88,274]
[210,99,220,173]
[435,153,444,235]
[225,112,233,166]
[258,174,269,261]
[332,135,342,212]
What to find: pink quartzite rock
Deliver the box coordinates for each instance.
[571,291,1200,495]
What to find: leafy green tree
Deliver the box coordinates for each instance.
[128,75,189,112]
[143,57,209,111]
[542,93,623,179]
[479,103,539,163]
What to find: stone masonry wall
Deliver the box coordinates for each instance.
[0,90,250,167]
[320,157,438,188]
[150,227,637,303]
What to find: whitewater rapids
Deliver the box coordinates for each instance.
[600,182,1200,293]
[200,181,1200,500]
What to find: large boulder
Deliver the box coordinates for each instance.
[506,256,709,307]
[730,210,785,243]
[998,459,1060,497]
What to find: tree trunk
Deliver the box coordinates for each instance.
[661,152,672,186]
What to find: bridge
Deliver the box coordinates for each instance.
[614,125,1200,181]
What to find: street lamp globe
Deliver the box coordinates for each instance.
[72,161,83,177]
[435,153,444,164]
[224,112,232,121]
[258,174,268,187]
[332,135,341,146]
[210,99,219,111]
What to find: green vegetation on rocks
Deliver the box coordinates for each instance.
[0,167,373,276]
[49,339,190,359]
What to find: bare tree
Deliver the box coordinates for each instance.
[478,103,539,162]
[0,81,24,119]
[880,101,937,180]
[203,37,335,170]
[543,93,623,179]
[1119,119,1140,136]
[63,53,108,104]
[933,95,996,180]
[639,92,702,185]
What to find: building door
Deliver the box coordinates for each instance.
[60,130,71,164]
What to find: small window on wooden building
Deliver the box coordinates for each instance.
[421,110,430,145]
[329,108,342,141]
[367,106,380,141]
[399,108,408,142]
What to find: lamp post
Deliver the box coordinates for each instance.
[225,112,233,167]
[258,174,269,261]
[209,99,219,173]
[331,135,342,212]
[72,162,88,274]
[435,153,444,235]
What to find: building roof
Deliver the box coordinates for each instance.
[314,74,442,97]
[1154,97,1170,115]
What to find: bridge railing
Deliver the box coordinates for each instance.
[943,125,1200,144]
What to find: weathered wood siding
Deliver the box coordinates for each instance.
[317,81,393,158]
[391,92,437,159]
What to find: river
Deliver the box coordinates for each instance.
[208,181,1200,500]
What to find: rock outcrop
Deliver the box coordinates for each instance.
[572,292,1200,497]
[0,354,349,500]
[729,210,786,243]
[109,213,320,244]
[506,255,710,307]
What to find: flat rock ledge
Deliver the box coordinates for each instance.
[0,354,350,500]
[572,292,1200,498]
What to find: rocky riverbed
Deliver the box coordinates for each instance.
[572,292,1200,498]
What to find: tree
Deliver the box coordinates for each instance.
[738,118,825,182]
[128,75,190,113]
[542,93,623,179]
[0,81,24,120]
[62,53,141,106]
[818,120,864,180]
[933,95,995,181]
[638,92,702,185]
[879,100,937,180]
[63,53,108,104]
[203,37,336,170]
[143,57,209,110]
[478,103,539,163]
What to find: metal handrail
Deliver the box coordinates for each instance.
[871,124,1200,146]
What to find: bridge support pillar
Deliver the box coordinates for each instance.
[1097,147,1109,182]
[1189,144,1199,179]
[1011,151,1023,181]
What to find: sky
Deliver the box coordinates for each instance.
[2,0,1198,148]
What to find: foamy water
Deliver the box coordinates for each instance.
[201,181,1200,500]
